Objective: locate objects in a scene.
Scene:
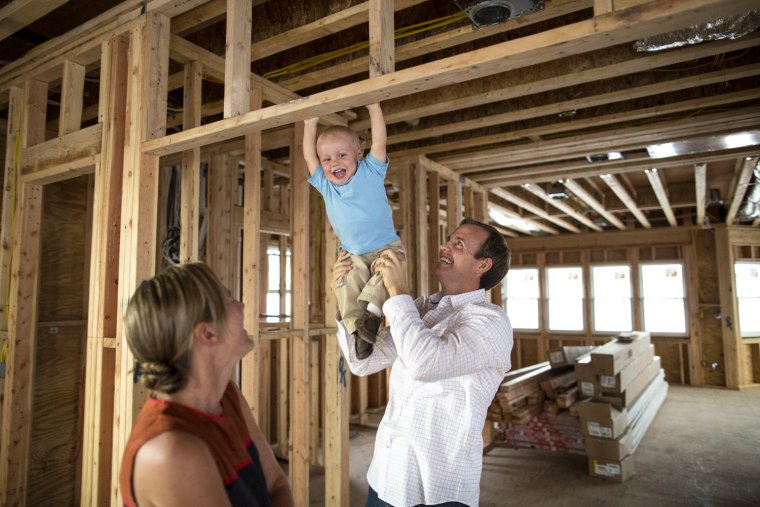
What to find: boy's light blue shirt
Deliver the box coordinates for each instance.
[308,153,399,255]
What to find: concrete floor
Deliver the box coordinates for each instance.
[307,384,760,506]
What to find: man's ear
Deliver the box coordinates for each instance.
[194,321,218,345]
[476,257,493,276]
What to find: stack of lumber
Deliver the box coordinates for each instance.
[503,411,586,455]
[487,362,553,425]
[576,332,669,482]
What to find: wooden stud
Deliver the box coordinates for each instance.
[277,234,289,457]
[111,12,169,504]
[241,87,262,421]
[716,227,746,388]
[427,169,440,293]
[223,0,251,118]
[59,60,85,136]
[323,218,348,507]
[0,182,42,507]
[180,60,202,262]
[368,0,394,77]
[80,35,128,507]
[447,176,462,235]
[206,149,235,286]
[415,157,428,296]
[289,121,310,504]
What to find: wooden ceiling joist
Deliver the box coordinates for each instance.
[520,182,604,231]
[142,0,759,157]
[600,173,651,228]
[644,168,678,226]
[564,178,626,230]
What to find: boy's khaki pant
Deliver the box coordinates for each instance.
[334,240,405,335]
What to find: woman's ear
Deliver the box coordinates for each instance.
[194,321,218,345]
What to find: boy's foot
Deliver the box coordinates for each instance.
[357,311,383,344]
[354,333,373,359]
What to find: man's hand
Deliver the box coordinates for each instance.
[332,251,352,295]
[374,249,409,297]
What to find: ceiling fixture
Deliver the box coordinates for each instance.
[646,130,760,159]
[547,181,568,200]
[586,152,624,164]
[453,0,545,30]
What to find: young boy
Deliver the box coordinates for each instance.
[303,103,404,359]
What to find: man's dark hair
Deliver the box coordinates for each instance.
[461,217,511,291]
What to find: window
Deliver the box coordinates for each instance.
[546,267,584,331]
[265,245,291,323]
[641,263,686,334]
[735,261,760,337]
[592,265,632,333]
[504,268,540,330]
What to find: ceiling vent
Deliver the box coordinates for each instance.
[453,0,545,29]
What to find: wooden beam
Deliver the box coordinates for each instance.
[146,0,210,18]
[368,0,394,77]
[600,173,651,228]
[0,0,69,42]
[111,12,169,504]
[18,124,101,181]
[206,150,235,286]
[59,60,85,136]
[489,200,559,235]
[280,0,591,93]
[491,187,581,233]
[520,182,603,231]
[289,122,310,505]
[0,87,22,334]
[80,35,128,507]
[564,178,625,230]
[644,168,677,227]
[426,169,440,293]
[223,0,251,118]
[415,157,429,296]
[241,88,263,423]
[694,163,707,227]
[725,157,758,226]
[180,60,202,262]
[359,30,760,132]
[144,0,759,157]
[714,226,742,388]
[323,219,348,507]
[0,183,42,506]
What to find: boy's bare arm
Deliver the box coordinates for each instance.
[366,103,387,162]
[302,117,320,175]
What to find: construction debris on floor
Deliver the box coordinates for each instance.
[486,332,668,483]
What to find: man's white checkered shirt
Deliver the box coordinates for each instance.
[336,289,513,507]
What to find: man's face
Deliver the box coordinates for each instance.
[434,224,492,295]
[316,131,362,186]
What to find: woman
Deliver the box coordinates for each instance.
[119,262,294,507]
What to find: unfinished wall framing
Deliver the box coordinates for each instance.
[0,0,759,505]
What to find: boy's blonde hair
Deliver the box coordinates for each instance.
[317,125,366,152]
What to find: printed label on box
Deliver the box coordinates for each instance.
[586,421,613,438]
[580,381,595,397]
[594,462,621,477]
[549,351,563,363]
[600,375,616,389]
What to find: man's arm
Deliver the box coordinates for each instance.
[302,117,320,175]
[376,250,513,382]
[366,103,387,163]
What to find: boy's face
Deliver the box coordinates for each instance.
[316,131,363,186]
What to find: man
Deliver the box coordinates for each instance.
[332,218,513,507]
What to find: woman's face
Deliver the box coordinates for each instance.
[220,289,254,358]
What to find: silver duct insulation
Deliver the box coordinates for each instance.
[736,160,760,222]
[634,10,760,52]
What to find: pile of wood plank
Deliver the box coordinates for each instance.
[486,335,669,483]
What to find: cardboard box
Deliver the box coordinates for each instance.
[596,356,661,410]
[588,454,635,482]
[575,354,597,398]
[549,346,594,369]
[577,400,628,439]
[599,344,655,393]
[590,331,651,375]
[584,431,633,461]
